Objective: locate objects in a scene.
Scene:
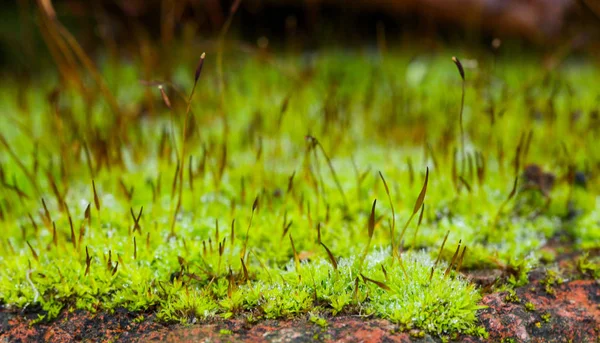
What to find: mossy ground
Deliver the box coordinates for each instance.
[0,44,598,339]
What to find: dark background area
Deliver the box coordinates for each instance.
[2,0,600,74]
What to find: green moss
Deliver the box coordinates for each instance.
[504,289,520,304]
[577,253,600,278]
[540,269,563,295]
[309,313,328,328]
[505,258,534,287]
[525,302,536,312]
[0,48,598,338]
[133,314,145,323]
[541,312,551,323]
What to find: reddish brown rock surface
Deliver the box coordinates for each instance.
[474,277,600,342]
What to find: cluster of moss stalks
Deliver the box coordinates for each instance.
[0,33,599,338]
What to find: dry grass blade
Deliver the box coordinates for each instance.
[360,273,391,291]
[92,180,100,211]
[241,196,259,258]
[48,173,64,211]
[3,180,29,200]
[458,176,472,193]
[353,277,360,300]
[68,214,77,250]
[381,264,388,281]
[227,268,235,298]
[359,199,377,270]
[52,222,57,247]
[378,172,396,251]
[277,93,291,130]
[411,203,425,250]
[282,220,293,239]
[476,151,486,186]
[41,198,52,229]
[513,133,525,177]
[316,222,321,244]
[289,234,300,274]
[26,241,39,261]
[417,203,425,225]
[444,240,462,278]
[287,170,296,194]
[368,199,377,239]
[131,206,143,233]
[219,238,226,256]
[85,246,92,275]
[452,57,466,168]
[240,257,249,283]
[413,167,429,214]
[430,230,450,282]
[398,167,429,247]
[456,246,467,273]
[119,179,134,201]
[320,242,338,270]
[84,203,91,227]
[28,214,39,234]
[434,231,450,267]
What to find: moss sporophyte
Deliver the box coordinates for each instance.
[0,44,598,338]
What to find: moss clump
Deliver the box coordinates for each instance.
[309,313,328,328]
[504,289,520,304]
[540,269,564,295]
[576,253,600,279]
[541,312,551,323]
[525,302,536,312]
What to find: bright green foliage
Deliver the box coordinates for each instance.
[0,48,598,337]
[577,253,600,279]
